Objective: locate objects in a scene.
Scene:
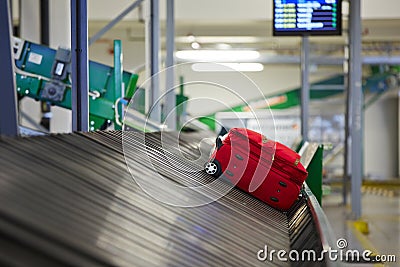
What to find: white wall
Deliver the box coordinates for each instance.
[361,0,400,19]
[85,0,400,21]
[20,0,40,43]
[364,91,399,179]
[87,0,269,21]
[50,0,71,49]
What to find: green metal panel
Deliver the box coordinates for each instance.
[198,116,216,131]
[16,75,42,97]
[126,75,138,99]
[176,94,188,118]
[89,115,108,131]
[88,61,111,96]
[14,39,139,130]
[131,87,146,114]
[305,145,324,205]
[390,65,400,72]
[16,76,115,120]
[15,42,56,78]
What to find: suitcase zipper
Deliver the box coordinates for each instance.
[230,129,306,185]
[231,129,304,170]
[231,129,274,155]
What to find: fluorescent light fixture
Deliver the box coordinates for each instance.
[175,36,263,44]
[191,42,201,49]
[176,50,260,62]
[192,62,264,72]
[186,34,196,43]
[216,43,232,49]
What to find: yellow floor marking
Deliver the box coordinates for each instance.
[348,221,384,267]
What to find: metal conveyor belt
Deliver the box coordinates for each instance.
[0,130,329,267]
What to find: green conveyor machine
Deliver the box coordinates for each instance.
[199,68,400,131]
[13,37,139,131]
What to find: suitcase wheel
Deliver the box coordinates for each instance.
[204,160,222,177]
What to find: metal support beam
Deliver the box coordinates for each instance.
[89,0,144,46]
[113,40,123,130]
[71,0,89,132]
[40,0,49,45]
[145,0,161,123]
[362,56,400,65]
[40,0,51,131]
[348,0,363,219]
[177,55,400,66]
[164,0,176,130]
[343,47,350,206]
[0,0,19,137]
[300,36,310,141]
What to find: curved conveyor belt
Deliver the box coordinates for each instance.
[0,130,331,267]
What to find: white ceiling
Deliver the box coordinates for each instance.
[87,0,400,21]
[87,0,400,59]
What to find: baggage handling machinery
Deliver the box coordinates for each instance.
[13,37,139,131]
[198,68,400,131]
[0,129,345,267]
[12,37,188,132]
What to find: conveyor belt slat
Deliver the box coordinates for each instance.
[0,130,327,267]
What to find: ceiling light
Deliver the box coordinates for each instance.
[187,34,196,43]
[216,43,232,49]
[176,50,260,62]
[191,62,264,72]
[175,36,263,44]
[191,42,201,49]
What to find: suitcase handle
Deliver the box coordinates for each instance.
[230,129,275,156]
[216,136,223,150]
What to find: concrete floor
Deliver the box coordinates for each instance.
[322,187,399,267]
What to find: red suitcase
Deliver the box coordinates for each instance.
[204,128,308,210]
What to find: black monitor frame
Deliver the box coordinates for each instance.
[273,0,342,36]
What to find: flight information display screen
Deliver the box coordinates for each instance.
[273,0,342,36]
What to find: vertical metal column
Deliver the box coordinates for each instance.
[348,0,363,219]
[343,43,350,206]
[40,0,52,131]
[0,0,19,137]
[145,0,161,123]
[300,36,310,141]
[40,0,49,44]
[113,40,123,130]
[165,0,176,130]
[70,0,89,132]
